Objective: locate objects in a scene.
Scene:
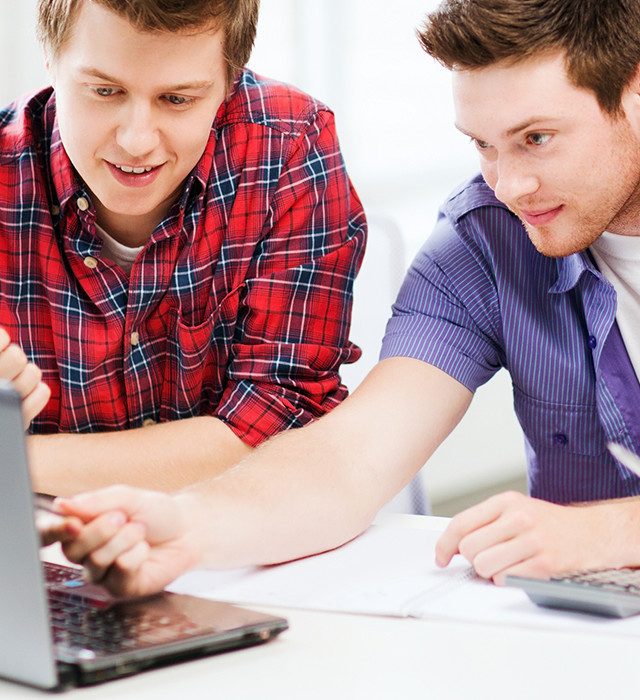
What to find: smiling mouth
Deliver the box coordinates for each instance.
[114,164,156,174]
[519,205,563,226]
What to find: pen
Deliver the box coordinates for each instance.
[607,442,640,478]
[33,494,64,516]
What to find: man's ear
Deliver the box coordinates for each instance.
[618,61,640,122]
[42,46,54,85]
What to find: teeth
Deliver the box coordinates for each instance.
[116,165,154,174]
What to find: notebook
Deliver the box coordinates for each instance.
[0,382,288,690]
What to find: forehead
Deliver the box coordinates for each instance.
[451,52,602,136]
[54,1,224,73]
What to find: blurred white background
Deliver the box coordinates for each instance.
[2,0,526,513]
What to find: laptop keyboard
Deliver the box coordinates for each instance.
[44,561,84,585]
[43,563,215,658]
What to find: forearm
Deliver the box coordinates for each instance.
[28,416,253,496]
[177,421,374,571]
[575,496,640,569]
[178,359,473,571]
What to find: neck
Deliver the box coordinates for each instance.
[93,202,163,247]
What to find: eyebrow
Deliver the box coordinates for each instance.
[455,116,557,141]
[76,66,217,92]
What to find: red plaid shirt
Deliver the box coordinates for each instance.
[0,70,366,446]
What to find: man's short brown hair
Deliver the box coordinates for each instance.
[419,0,640,116]
[37,0,259,91]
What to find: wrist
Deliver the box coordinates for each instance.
[584,497,640,569]
[174,490,211,572]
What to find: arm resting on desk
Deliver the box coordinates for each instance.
[28,416,253,496]
[54,357,472,596]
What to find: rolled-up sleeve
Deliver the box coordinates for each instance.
[215,109,367,446]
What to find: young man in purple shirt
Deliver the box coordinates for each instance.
[38,0,640,595]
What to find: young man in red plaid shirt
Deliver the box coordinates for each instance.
[0,0,365,496]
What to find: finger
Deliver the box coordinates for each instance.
[0,343,28,380]
[108,543,194,598]
[436,501,502,566]
[11,361,42,396]
[61,510,127,564]
[101,540,152,596]
[58,487,180,544]
[456,508,530,564]
[114,539,150,573]
[468,535,537,581]
[490,557,554,586]
[82,521,147,583]
[0,328,10,352]
[21,382,51,427]
[37,515,83,547]
[436,492,527,567]
[56,485,145,521]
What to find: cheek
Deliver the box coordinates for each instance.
[176,126,212,168]
[479,160,498,191]
[56,99,103,163]
[60,118,100,166]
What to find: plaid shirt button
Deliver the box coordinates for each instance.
[130,331,140,346]
[83,256,98,269]
[76,197,89,211]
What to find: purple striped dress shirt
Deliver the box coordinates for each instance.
[381,173,640,504]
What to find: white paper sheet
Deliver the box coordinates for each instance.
[167,523,640,636]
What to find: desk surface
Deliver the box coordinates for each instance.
[3,514,639,699]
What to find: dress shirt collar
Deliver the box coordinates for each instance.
[550,249,602,295]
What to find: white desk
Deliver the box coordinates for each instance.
[3,515,639,699]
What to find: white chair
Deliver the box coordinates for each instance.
[341,213,430,515]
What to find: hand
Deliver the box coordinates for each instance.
[0,328,50,427]
[54,486,201,597]
[434,491,640,584]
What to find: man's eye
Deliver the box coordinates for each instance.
[473,138,491,150]
[165,95,191,106]
[527,133,551,146]
[94,87,116,97]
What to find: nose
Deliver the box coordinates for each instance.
[490,155,539,206]
[115,100,160,158]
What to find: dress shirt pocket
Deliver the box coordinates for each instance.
[513,387,607,457]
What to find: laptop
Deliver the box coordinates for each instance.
[0,382,288,690]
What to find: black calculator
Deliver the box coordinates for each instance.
[505,568,640,618]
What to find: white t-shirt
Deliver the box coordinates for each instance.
[590,231,640,382]
[95,224,144,275]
